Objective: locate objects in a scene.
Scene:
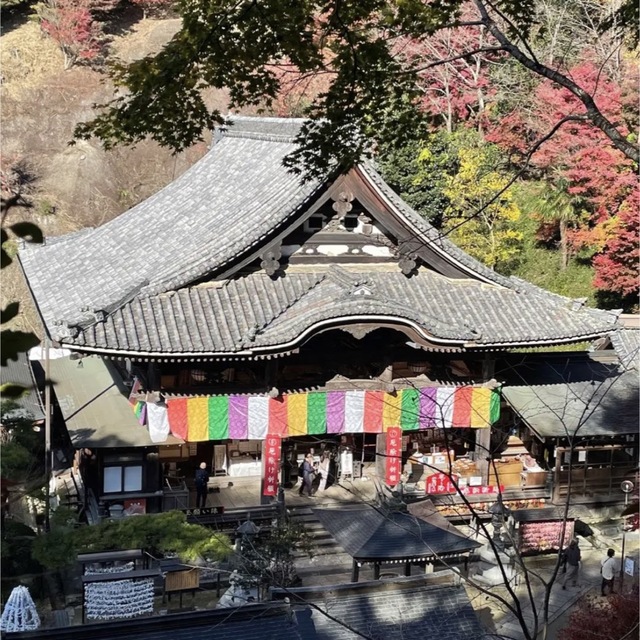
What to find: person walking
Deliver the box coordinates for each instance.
[601,548,617,596]
[561,539,581,589]
[194,462,209,509]
[298,453,315,497]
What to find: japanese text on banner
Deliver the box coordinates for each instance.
[262,435,281,497]
[385,426,402,486]
[426,472,458,495]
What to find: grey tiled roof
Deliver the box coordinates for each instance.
[313,505,480,561]
[72,266,618,354]
[19,116,618,353]
[609,328,640,370]
[362,162,513,289]
[19,117,325,334]
[296,579,487,640]
[6,576,488,640]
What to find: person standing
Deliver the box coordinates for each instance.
[298,453,315,497]
[317,453,330,492]
[601,548,617,596]
[194,462,209,509]
[561,539,581,589]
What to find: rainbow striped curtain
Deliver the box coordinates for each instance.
[166,386,501,441]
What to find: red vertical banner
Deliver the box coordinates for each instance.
[262,435,281,497]
[385,426,402,486]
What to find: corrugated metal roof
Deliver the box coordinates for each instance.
[48,356,181,447]
[0,351,45,421]
[501,361,639,438]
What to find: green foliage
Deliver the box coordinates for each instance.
[1,520,44,598]
[377,131,457,227]
[0,402,45,485]
[236,515,313,588]
[507,204,597,304]
[32,511,232,570]
[72,0,639,175]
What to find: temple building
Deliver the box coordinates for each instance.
[18,117,637,521]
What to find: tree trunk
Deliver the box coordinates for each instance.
[44,570,65,611]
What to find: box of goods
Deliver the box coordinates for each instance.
[489,459,522,488]
[452,458,478,478]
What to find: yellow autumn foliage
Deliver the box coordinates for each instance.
[443,144,523,270]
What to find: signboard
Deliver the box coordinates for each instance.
[262,435,281,496]
[426,472,458,495]
[183,507,225,516]
[624,557,635,576]
[463,485,504,496]
[385,427,402,486]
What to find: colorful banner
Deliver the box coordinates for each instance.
[385,426,402,487]
[166,387,501,442]
[262,435,281,497]
[128,376,142,407]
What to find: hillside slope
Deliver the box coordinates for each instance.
[1,12,224,332]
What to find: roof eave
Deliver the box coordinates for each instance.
[60,318,612,360]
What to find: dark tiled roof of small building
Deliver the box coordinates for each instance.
[501,358,639,437]
[6,575,488,640]
[72,266,618,355]
[608,327,640,371]
[313,505,480,561]
[291,577,487,640]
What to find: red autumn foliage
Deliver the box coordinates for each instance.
[592,191,640,297]
[558,592,639,640]
[39,0,105,70]
[489,62,634,190]
[398,3,500,132]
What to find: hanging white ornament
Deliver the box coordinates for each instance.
[0,585,41,632]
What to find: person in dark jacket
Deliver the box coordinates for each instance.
[194,462,209,508]
[561,539,581,589]
[298,454,315,497]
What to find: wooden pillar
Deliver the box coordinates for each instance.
[265,360,278,388]
[404,562,411,577]
[379,364,393,383]
[351,559,360,583]
[373,563,380,580]
[147,362,160,391]
[375,433,387,480]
